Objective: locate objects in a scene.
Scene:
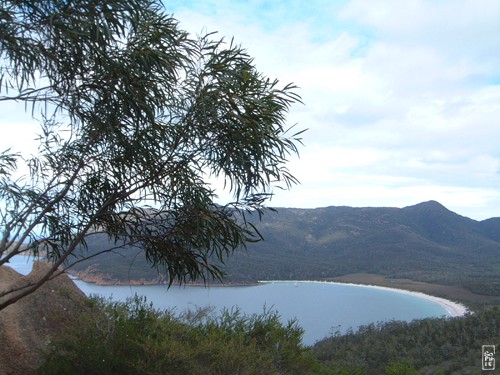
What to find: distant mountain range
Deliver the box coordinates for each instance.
[69,201,500,296]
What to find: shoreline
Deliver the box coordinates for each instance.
[70,274,470,317]
[67,272,260,287]
[335,282,469,317]
[259,280,470,317]
[4,256,471,316]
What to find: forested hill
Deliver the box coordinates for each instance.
[70,200,500,297]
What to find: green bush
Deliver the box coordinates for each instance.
[38,295,320,374]
[385,361,419,375]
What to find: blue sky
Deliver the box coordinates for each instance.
[163,0,500,220]
[1,0,500,220]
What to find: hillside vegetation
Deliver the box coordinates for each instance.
[312,307,500,374]
[70,201,500,302]
[5,201,498,374]
[38,296,500,374]
[38,296,320,375]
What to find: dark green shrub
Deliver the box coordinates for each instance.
[38,295,320,374]
[385,361,419,375]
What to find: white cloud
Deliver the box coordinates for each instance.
[169,0,500,219]
[0,101,41,154]
[2,0,499,219]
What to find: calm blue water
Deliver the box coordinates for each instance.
[4,256,450,345]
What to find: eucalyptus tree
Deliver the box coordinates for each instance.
[0,0,303,310]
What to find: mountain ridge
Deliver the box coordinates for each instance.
[69,201,500,297]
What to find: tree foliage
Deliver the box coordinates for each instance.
[313,308,500,374]
[0,0,303,309]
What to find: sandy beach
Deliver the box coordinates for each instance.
[415,292,469,317]
[262,280,470,317]
[349,283,470,317]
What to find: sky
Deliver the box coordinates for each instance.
[164,0,500,220]
[1,0,500,221]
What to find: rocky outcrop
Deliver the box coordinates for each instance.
[0,262,87,375]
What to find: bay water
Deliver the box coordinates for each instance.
[5,256,450,345]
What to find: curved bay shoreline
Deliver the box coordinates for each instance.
[261,280,469,317]
[4,256,474,317]
[71,272,470,318]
